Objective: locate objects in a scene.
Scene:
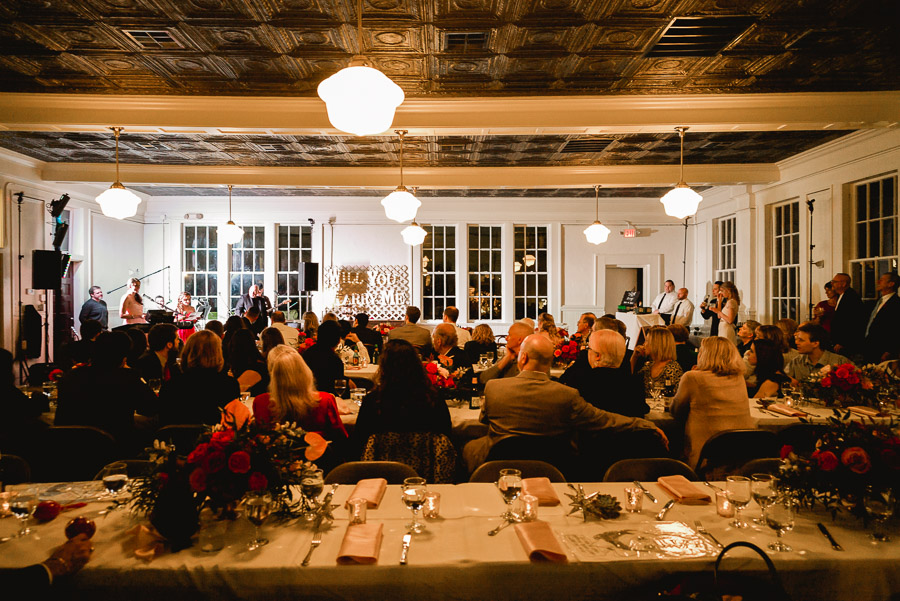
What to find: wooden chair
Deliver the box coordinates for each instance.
[485,434,574,479]
[362,432,457,484]
[324,461,418,484]
[34,426,117,482]
[736,458,783,478]
[469,460,566,483]
[777,423,827,454]
[603,458,698,482]
[695,430,779,480]
[155,424,206,455]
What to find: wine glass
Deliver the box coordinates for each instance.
[148,378,162,395]
[726,476,752,528]
[864,485,896,542]
[402,477,428,534]
[300,469,324,515]
[766,496,795,552]
[243,491,273,550]
[334,379,348,399]
[497,468,523,521]
[101,462,129,501]
[751,474,777,524]
[649,383,664,411]
[10,493,37,537]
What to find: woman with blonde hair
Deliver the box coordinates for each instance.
[710,281,740,345]
[464,323,498,362]
[174,291,198,344]
[119,277,146,325]
[631,326,683,396]
[536,312,562,346]
[301,311,319,339]
[252,345,347,442]
[670,336,755,468]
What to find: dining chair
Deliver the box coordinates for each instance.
[0,454,32,485]
[776,423,827,454]
[34,426,117,482]
[93,459,156,480]
[324,461,418,485]
[362,432,457,484]
[602,458,698,482]
[735,457,783,478]
[469,460,566,483]
[695,429,779,480]
[155,424,206,455]
[484,434,574,479]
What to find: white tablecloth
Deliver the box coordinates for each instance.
[615,312,665,349]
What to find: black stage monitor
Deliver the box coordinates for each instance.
[300,261,319,292]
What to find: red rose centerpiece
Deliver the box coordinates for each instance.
[802,363,900,408]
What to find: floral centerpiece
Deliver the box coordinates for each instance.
[425,361,458,390]
[778,412,900,518]
[130,420,326,549]
[553,338,579,366]
[296,331,316,353]
[802,363,900,408]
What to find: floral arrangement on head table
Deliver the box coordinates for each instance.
[802,363,900,408]
[553,338,579,365]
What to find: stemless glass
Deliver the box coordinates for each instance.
[10,493,37,537]
[726,476,752,528]
[334,379,348,399]
[766,496,795,552]
[101,461,129,501]
[864,485,896,542]
[751,474,778,524]
[243,491,273,550]
[497,468,523,520]
[402,477,428,534]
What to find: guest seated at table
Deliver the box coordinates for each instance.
[124,326,148,369]
[204,319,225,339]
[784,323,850,383]
[748,338,790,398]
[754,324,799,369]
[253,345,348,443]
[536,312,562,346]
[301,311,319,339]
[671,337,756,468]
[227,329,269,397]
[631,326,683,396]
[350,313,383,358]
[736,319,760,357]
[136,323,181,383]
[260,326,285,359]
[243,306,264,337]
[56,331,158,445]
[387,306,432,351]
[463,335,666,472]
[563,330,649,417]
[354,339,451,456]
[559,315,632,389]
[0,348,47,456]
[158,330,240,426]
[336,320,371,365]
[57,318,103,370]
[775,318,798,352]
[222,315,246,351]
[0,533,93,589]
[302,320,345,394]
[464,323,498,363]
[479,321,532,384]
[430,323,472,374]
[270,311,299,348]
[667,323,697,373]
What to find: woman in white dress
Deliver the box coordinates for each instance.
[119,277,147,325]
[711,281,739,345]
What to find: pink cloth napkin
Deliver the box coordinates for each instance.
[514,521,568,563]
[768,403,806,417]
[344,478,387,509]
[657,475,711,505]
[521,477,561,506]
[336,523,383,565]
[123,524,166,562]
[848,405,881,417]
[221,399,251,428]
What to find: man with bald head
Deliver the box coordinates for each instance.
[431,322,472,373]
[479,321,533,384]
[462,335,666,472]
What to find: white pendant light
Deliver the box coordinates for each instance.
[583,185,611,244]
[218,184,244,245]
[660,126,703,219]
[96,126,141,219]
[381,130,421,222]
[401,221,427,246]
[317,0,404,136]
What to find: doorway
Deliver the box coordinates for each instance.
[605,267,643,312]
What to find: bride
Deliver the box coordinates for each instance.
[711,281,740,345]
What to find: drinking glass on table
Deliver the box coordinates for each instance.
[300,468,324,514]
[725,476,752,528]
[766,496,795,552]
[242,491,273,550]
[864,485,896,542]
[497,468,523,520]
[148,378,162,396]
[750,474,778,524]
[402,477,428,534]
[649,383,664,411]
[10,493,37,537]
[101,461,129,501]
[334,379,348,399]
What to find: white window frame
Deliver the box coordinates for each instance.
[229,225,265,315]
[421,224,458,322]
[513,224,549,321]
[769,201,801,322]
[849,174,899,302]
[467,224,504,321]
[182,224,219,318]
[276,224,314,320]
[715,215,737,284]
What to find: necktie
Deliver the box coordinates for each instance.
[673,302,682,320]
[865,296,885,337]
[657,294,665,310]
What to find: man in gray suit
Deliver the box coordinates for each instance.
[463,335,667,473]
[388,306,432,348]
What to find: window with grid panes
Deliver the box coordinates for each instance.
[422,225,456,321]
[468,225,502,320]
[769,202,801,321]
[276,225,313,320]
[182,225,218,317]
[850,175,898,302]
[230,226,265,315]
[715,216,737,284]
[514,225,548,320]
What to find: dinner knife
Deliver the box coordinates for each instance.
[817,522,844,551]
[400,532,412,565]
[655,500,675,521]
[633,481,658,504]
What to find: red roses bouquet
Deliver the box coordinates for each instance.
[425,361,456,389]
[802,362,897,408]
[296,331,316,353]
[779,413,900,518]
[553,339,579,365]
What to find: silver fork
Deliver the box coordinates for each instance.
[301,531,322,566]
[694,520,724,549]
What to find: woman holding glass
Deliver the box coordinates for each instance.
[464,324,498,363]
[710,281,740,345]
[631,326,683,397]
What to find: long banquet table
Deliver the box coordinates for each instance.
[2,481,897,600]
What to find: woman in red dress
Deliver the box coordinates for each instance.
[174,291,198,344]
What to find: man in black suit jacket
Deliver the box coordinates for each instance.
[829,273,865,358]
[0,534,93,589]
[699,281,722,336]
[864,272,900,363]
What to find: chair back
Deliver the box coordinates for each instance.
[155,424,206,455]
[469,460,566,483]
[35,426,117,482]
[0,454,32,484]
[485,434,574,478]
[324,461,418,484]
[93,459,156,480]
[603,458,698,482]
[736,457,783,478]
[362,432,457,484]
[695,429,779,480]
[576,428,671,481]
[776,423,826,454]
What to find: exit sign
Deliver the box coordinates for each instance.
[623,228,636,238]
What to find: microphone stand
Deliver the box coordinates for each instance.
[807,197,815,321]
[107,265,170,294]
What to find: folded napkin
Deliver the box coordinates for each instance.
[123,524,166,562]
[344,478,387,509]
[514,521,568,563]
[336,523,383,565]
[521,477,561,506]
[848,405,881,417]
[335,398,353,415]
[657,475,711,505]
[221,398,252,428]
[766,403,806,417]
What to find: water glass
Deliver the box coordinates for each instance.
[402,477,428,533]
[864,485,896,542]
[242,491,273,550]
[624,487,643,513]
[751,474,777,523]
[726,476,752,528]
[10,493,36,537]
[199,508,226,553]
[766,496,795,552]
[347,497,368,525]
[334,379,348,399]
[497,469,523,520]
[301,469,325,512]
[423,491,441,519]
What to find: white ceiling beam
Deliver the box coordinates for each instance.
[1,91,897,135]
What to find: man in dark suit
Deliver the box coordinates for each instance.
[351,313,383,357]
[864,272,900,363]
[830,272,866,358]
[431,323,472,374]
[302,320,344,394]
[0,534,93,588]
[136,323,181,382]
[387,306,432,350]
[462,334,666,472]
[699,281,723,336]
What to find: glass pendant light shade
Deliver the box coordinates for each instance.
[96,127,141,219]
[317,60,405,136]
[401,221,427,246]
[660,184,703,219]
[584,221,611,245]
[218,184,244,245]
[381,186,421,223]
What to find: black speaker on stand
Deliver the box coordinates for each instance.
[32,250,63,290]
[300,262,319,292]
